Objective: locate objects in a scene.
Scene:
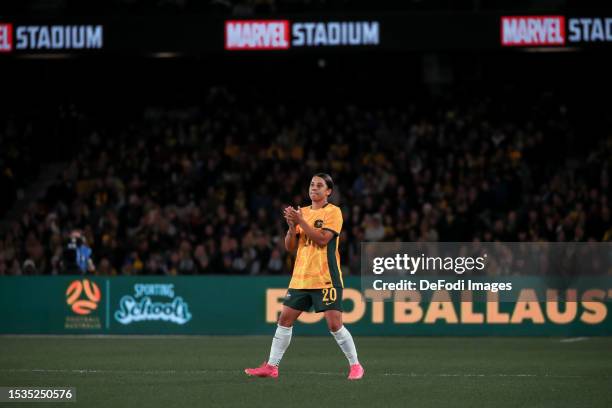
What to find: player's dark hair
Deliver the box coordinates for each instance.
[314,173,334,191]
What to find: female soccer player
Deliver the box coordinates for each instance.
[245,173,364,380]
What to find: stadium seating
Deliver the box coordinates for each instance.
[0,88,610,275]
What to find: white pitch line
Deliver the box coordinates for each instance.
[0,368,601,379]
[560,337,589,343]
[0,335,224,339]
[383,373,588,379]
[2,368,234,375]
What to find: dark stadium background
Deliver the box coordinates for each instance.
[2,49,611,275]
[0,1,611,408]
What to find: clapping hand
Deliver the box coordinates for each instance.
[284,206,304,229]
[284,206,296,229]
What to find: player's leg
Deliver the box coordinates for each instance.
[324,310,364,379]
[268,305,302,366]
[316,287,364,380]
[324,310,359,365]
[245,290,311,377]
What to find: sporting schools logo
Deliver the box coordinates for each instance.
[225,20,379,50]
[66,279,101,315]
[114,283,192,325]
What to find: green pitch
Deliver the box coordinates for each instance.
[1,336,611,408]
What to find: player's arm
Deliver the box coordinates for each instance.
[283,207,299,252]
[299,221,334,247]
[284,226,298,252]
[287,208,334,247]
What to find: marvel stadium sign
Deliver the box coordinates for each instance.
[225,20,380,50]
[0,23,103,52]
[501,16,612,46]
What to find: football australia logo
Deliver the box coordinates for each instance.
[314,219,323,228]
[66,279,101,315]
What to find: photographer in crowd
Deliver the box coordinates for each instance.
[61,230,95,275]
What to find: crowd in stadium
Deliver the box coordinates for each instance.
[0,88,610,276]
[0,122,40,217]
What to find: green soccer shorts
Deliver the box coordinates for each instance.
[283,287,343,313]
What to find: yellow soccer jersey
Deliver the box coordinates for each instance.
[289,203,343,289]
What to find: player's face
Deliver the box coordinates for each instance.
[309,177,330,202]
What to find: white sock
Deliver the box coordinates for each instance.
[331,325,359,365]
[267,325,292,366]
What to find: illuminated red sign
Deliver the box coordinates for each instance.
[501,16,565,46]
[225,20,290,50]
[0,23,13,52]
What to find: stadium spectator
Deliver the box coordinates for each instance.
[0,89,610,275]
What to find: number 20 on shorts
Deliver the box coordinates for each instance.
[322,288,337,302]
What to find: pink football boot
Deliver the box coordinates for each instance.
[348,363,365,380]
[244,362,279,378]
